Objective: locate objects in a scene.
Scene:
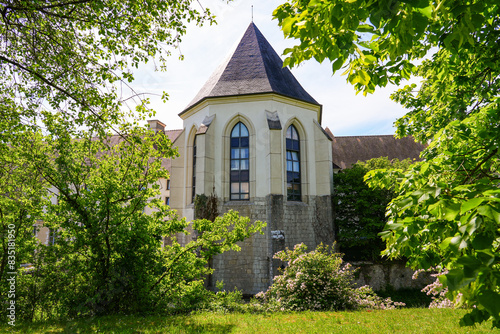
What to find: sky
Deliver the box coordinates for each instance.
[132,0,411,136]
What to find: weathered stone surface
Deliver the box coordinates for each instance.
[208,194,334,295]
[351,262,435,291]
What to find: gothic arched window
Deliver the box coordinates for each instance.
[230,122,249,200]
[286,125,301,201]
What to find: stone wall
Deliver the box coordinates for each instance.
[351,261,435,291]
[209,194,335,295]
[211,198,270,294]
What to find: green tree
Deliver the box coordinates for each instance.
[274,0,500,327]
[334,157,413,262]
[19,126,264,319]
[0,1,212,314]
[0,141,49,319]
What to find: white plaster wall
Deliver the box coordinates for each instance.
[179,94,330,202]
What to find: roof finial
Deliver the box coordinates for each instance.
[251,5,253,22]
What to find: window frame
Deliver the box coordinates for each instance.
[229,122,250,201]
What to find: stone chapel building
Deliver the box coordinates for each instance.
[166,23,335,295]
[147,23,425,295]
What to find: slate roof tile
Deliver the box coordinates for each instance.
[332,135,426,169]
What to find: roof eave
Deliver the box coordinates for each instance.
[179,92,322,118]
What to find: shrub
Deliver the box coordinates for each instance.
[196,281,247,314]
[413,269,460,309]
[256,243,404,311]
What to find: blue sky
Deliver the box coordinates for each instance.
[132,0,411,136]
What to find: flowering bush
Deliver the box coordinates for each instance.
[413,269,461,309]
[256,243,404,311]
[355,285,406,310]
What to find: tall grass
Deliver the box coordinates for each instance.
[2,309,498,333]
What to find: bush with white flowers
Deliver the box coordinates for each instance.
[256,243,404,311]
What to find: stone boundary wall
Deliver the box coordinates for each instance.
[350,261,435,291]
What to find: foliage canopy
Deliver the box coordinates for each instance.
[0,0,212,139]
[274,0,500,327]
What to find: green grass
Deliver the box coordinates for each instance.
[2,309,499,333]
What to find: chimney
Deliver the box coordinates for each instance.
[324,127,335,140]
[147,119,166,133]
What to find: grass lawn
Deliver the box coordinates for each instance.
[2,308,499,333]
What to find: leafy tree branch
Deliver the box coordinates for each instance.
[274,0,500,327]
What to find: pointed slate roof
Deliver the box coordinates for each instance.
[180,23,320,115]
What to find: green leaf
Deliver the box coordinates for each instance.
[395,197,413,210]
[477,205,500,224]
[460,308,491,327]
[449,235,468,254]
[364,55,377,64]
[461,198,485,214]
[444,269,474,292]
[400,0,430,9]
[440,236,453,251]
[443,202,461,221]
[308,0,321,8]
[420,162,429,174]
[456,255,481,267]
[282,17,295,36]
[417,6,433,19]
[358,24,374,33]
[386,222,404,231]
[357,70,370,85]
[332,57,344,71]
[477,291,500,321]
[471,234,494,250]
[378,230,392,239]
[476,249,495,266]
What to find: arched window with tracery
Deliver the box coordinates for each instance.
[286,125,301,201]
[230,122,249,200]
